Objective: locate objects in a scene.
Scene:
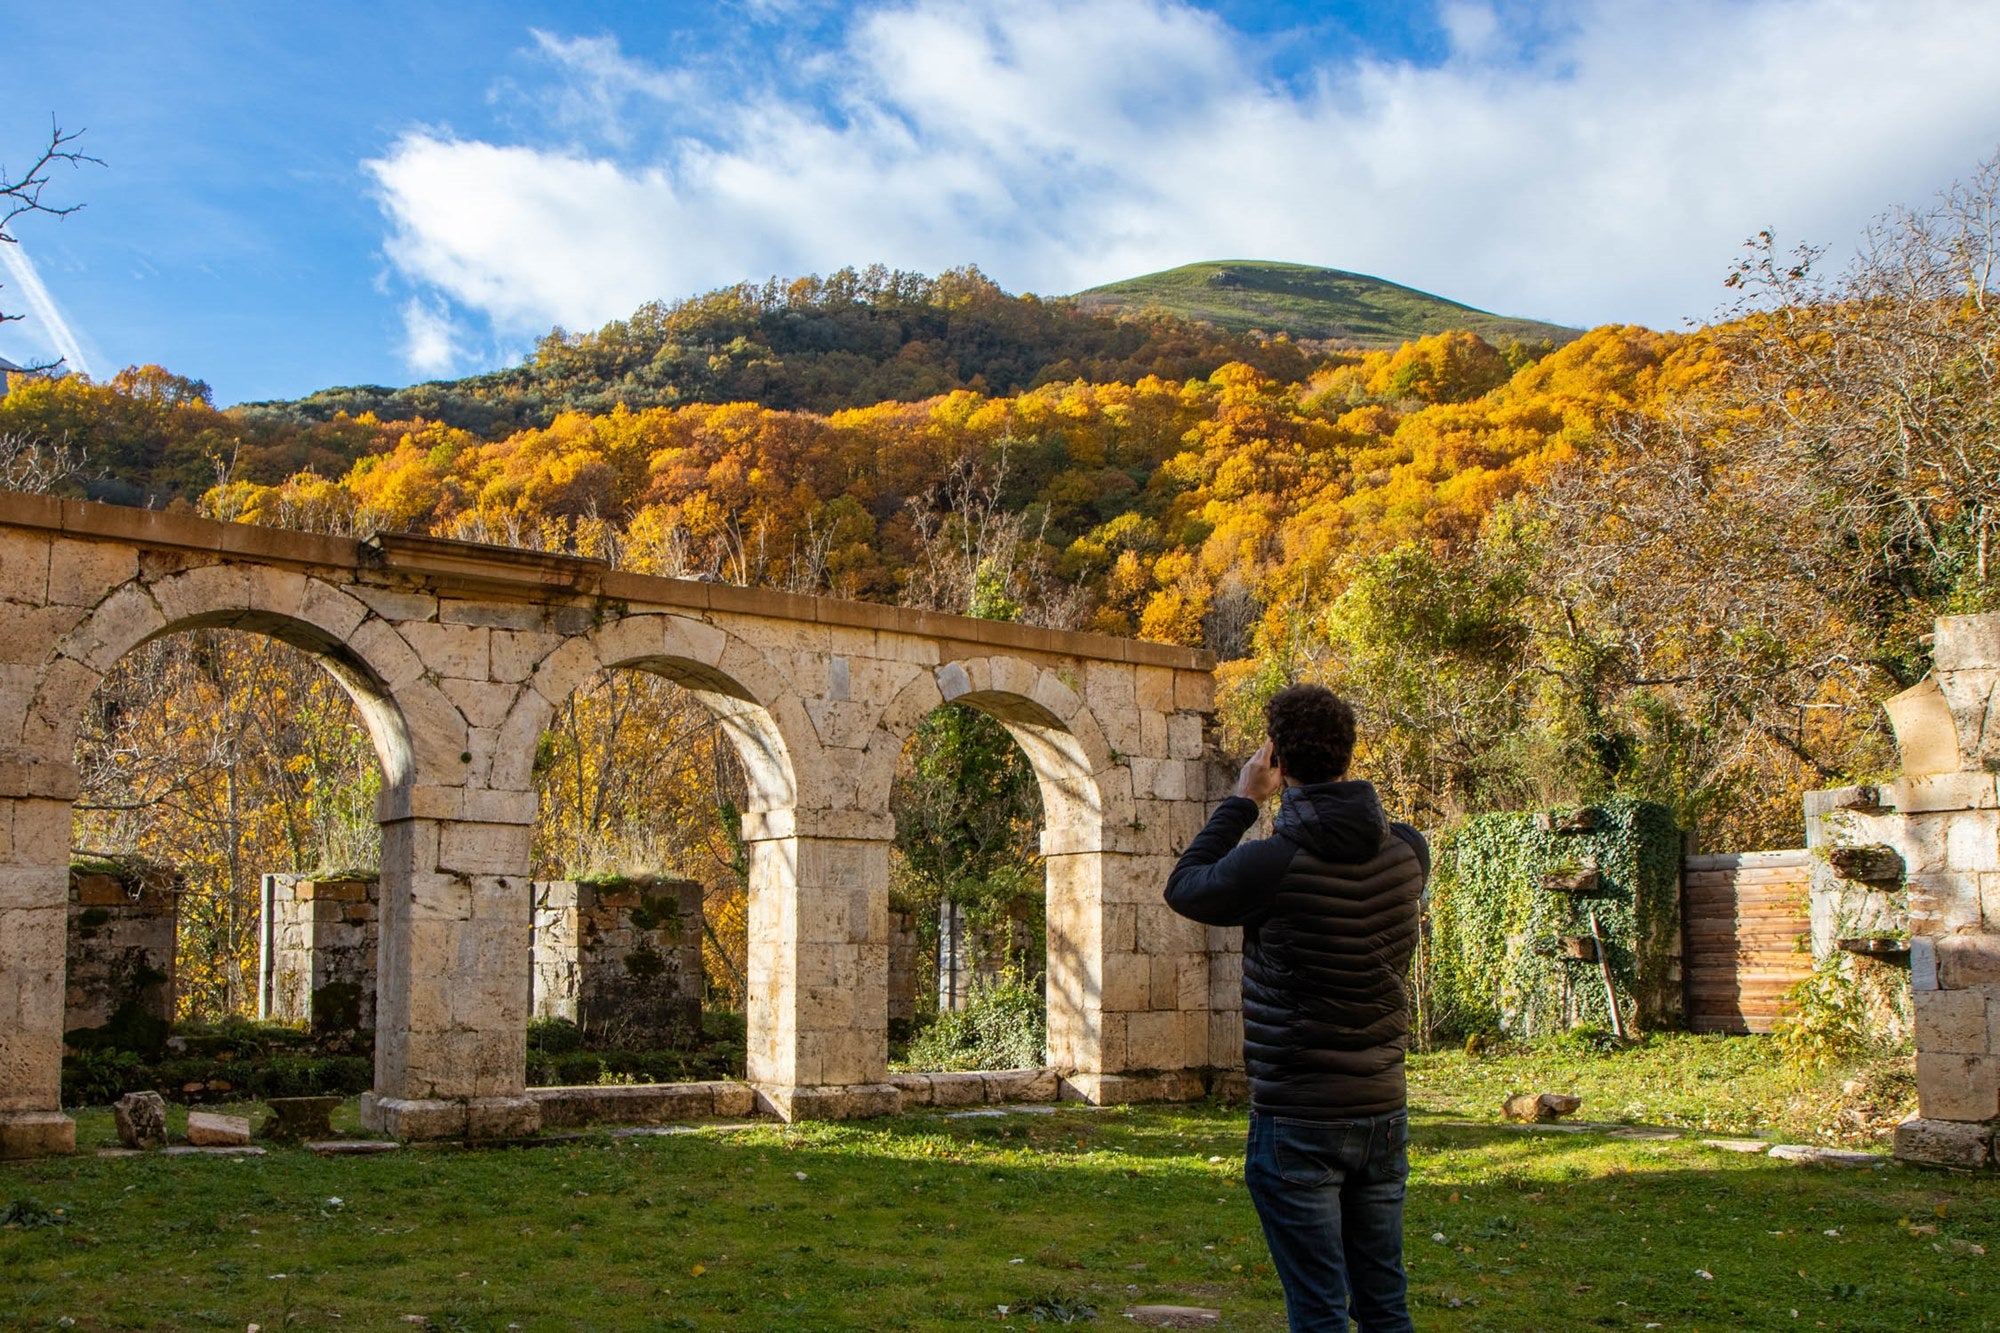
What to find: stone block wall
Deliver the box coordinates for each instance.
[259,873,379,1043]
[531,877,703,1047]
[936,897,1038,1011]
[1875,615,2000,1170]
[1803,789,1912,1045]
[65,862,178,1034]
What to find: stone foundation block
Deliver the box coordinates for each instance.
[1916,1052,2000,1121]
[889,1073,936,1106]
[0,1111,75,1159]
[1204,1069,1251,1102]
[926,1071,990,1107]
[1894,1115,1996,1170]
[1060,1070,1206,1105]
[985,1068,1059,1103]
[360,1093,543,1141]
[755,1082,902,1122]
[530,1081,729,1128]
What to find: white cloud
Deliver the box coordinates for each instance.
[0,240,96,378]
[399,298,468,377]
[366,0,2000,365]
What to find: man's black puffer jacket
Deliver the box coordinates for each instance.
[1165,780,1427,1119]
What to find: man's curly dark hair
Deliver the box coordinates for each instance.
[1264,684,1357,784]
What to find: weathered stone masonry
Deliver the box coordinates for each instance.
[0,494,1225,1157]
[1872,615,2000,1169]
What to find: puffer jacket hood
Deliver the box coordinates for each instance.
[1274,780,1391,865]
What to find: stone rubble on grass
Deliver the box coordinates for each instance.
[112,1091,168,1150]
[306,1140,403,1155]
[1766,1145,1886,1167]
[1701,1138,1773,1153]
[162,1145,265,1157]
[184,1111,253,1146]
[261,1095,341,1143]
[1501,1092,1583,1122]
[1124,1305,1221,1328]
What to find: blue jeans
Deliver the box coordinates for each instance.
[1244,1109,1413,1333]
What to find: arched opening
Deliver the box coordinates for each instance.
[61,618,396,1112]
[889,679,1103,1078]
[526,650,793,1091]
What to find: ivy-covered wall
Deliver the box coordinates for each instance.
[1423,798,1682,1041]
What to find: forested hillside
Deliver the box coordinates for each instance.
[230,266,1334,443]
[1073,260,1578,349]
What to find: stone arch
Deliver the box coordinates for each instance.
[928,655,1116,841]
[31,567,422,789]
[869,654,1120,1078]
[498,612,808,818]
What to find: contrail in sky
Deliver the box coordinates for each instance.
[0,241,95,378]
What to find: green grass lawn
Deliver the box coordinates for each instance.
[3,1039,1994,1331]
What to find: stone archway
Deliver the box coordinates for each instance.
[0,499,1219,1155]
[1,563,425,1158]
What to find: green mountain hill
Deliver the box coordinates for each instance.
[1072,260,1578,349]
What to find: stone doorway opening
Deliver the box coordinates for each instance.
[527,664,752,1080]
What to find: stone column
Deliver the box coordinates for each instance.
[362,789,541,1140]
[0,782,79,1158]
[1881,614,2000,1171]
[1051,840,1213,1104]
[742,818,898,1119]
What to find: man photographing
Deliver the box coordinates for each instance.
[1165,684,1427,1333]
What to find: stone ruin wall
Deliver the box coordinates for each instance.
[1869,615,2000,1169]
[259,873,379,1044]
[65,863,178,1034]
[1802,791,1915,1047]
[530,877,704,1047]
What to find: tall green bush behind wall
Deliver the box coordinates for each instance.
[1425,798,1681,1040]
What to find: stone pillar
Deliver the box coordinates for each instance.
[259,873,379,1043]
[362,798,541,1140]
[743,828,898,1119]
[887,904,921,1031]
[1052,843,1213,1103]
[66,862,179,1034]
[1879,614,2000,1171]
[530,877,702,1046]
[0,787,79,1158]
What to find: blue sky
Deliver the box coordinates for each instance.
[7,0,1999,405]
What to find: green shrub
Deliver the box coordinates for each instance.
[527,1016,584,1054]
[251,1054,371,1098]
[63,1001,171,1059]
[902,971,1045,1072]
[554,1052,605,1085]
[61,1048,149,1107]
[1772,954,1873,1068]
